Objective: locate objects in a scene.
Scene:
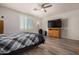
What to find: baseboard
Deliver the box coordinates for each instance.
[61,37,79,41]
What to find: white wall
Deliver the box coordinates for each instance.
[0,6,41,35]
[42,10,79,40]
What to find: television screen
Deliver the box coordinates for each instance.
[48,19,62,28]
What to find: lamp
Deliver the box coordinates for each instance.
[1,16,4,19]
[0,16,4,20]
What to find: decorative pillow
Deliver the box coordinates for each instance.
[0,34,6,37]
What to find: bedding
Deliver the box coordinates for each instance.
[0,34,6,37]
[0,32,45,54]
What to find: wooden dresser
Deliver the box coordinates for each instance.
[0,20,4,34]
[48,28,61,38]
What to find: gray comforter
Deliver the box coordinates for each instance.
[0,32,44,54]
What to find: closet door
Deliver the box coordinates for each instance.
[0,20,4,34]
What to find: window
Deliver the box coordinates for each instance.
[20,15,33,30]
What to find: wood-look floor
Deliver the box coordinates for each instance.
[22,37,79,55]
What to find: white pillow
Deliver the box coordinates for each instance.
[0,34,6,37]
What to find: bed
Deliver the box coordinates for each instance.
[0,32,45,55]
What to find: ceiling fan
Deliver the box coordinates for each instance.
[33,3,52,12]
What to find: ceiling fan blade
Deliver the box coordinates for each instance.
[41,3,49,8]
[43,5,52,8]
[33,8,38,11]
[33,8,41,11]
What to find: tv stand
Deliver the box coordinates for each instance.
[48,28,61,38]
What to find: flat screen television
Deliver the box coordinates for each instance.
[48,19,62,28]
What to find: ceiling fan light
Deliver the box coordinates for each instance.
[41,8,44,11]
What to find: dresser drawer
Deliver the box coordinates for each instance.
[48,28,61,38]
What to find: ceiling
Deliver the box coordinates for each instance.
[0,3,79,18]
